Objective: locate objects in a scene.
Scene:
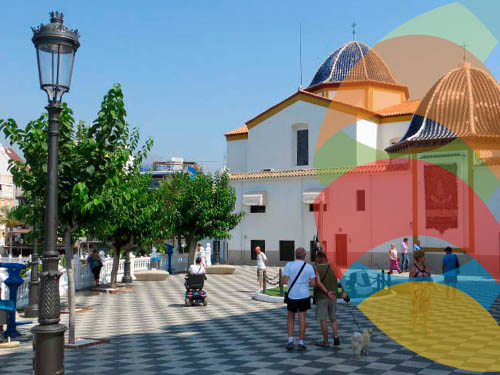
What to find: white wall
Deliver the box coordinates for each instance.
[228,176,321,264]
[378,120,411,151]
[246,100,327,172]
[356,119,378,165]
[226,139,247,173]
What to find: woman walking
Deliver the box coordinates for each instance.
[409,250,432,334]
[388,243,401,274]
[87,249,103,287]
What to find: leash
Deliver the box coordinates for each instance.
[347,302,362,332]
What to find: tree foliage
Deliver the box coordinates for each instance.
[161,171,243,263]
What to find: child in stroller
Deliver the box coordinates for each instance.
[185,257,208,306]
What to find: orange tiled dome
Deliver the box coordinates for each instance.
[387,63,500,152]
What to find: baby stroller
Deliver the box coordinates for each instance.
[184,274,208,306]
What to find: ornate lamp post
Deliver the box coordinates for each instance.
[31,12,80,375]
[24,217,39,318]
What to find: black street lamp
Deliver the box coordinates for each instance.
[24,218,39,318]
[31,12,80,375]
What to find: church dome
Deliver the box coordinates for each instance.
[309,41,397,88]
[386,63,500,153]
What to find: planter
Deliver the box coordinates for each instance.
[134,270,169,281]
[205,265,236,275]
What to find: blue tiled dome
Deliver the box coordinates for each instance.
[309,41,397,88]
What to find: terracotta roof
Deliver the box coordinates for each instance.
[229,163,409,180]
[4,147,24,164]
[376,100,421,117]
[387,64,500,153]
[225,125,248,136]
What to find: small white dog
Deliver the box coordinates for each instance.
[351,328,373,359]
[351,332,363,359]
[361,328,373,355]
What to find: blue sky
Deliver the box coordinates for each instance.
[0,0,497,172]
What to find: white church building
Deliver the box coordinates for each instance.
[224,40,500,274]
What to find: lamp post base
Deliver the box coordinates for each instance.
[121,275,133,284]
[32,323,67,375]
[24,280,40,318]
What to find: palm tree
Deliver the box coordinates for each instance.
[0,206,23,256]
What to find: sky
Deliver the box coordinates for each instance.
[0,0,498,172]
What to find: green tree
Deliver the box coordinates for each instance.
[0,83,151,343]
[161,172,243,265]
[93,172,165,288]
[0,206,23,256]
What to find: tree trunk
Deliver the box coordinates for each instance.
[64,227,76,344]
[187,239,197,266]
[110,246,121,289]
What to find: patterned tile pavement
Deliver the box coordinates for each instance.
[1,266,499,374]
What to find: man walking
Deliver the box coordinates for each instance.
[255,246,267,290]
[442,246,459,299]
[400,238,410,272]
[414,239,422,251]
[283,247,316,351]
[314,251,343,348]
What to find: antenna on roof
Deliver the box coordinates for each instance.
[462,41,470,63]
[299,23,303,90]
[352,21,357,40]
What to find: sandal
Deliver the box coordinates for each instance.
[315,341,330,347]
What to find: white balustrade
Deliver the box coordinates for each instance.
[1,254,153,308]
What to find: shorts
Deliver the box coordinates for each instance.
[92,266,102,280]
[257,269,264,281]
[315,298,336,321]
[444,275,457,285]
[287,297,311,313]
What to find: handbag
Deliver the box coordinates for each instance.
[284,262,307,304]
[313,265,331,304]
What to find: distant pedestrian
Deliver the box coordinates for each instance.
[388,243,401,274]
[314,251,344,348]
[442,247,459,299]
[87,249,103,287]
[283,247,316,351]
[255,246,267,290]
[413,240,422,252]
[400,238,410,272]
[409,250,431,333]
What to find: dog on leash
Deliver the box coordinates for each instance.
[351,332,363,359]
[351,328,373,359]
[361,328,373,355]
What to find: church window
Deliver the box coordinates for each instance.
[356,190,366,211]
[250,205,266,213]
[297,129,309,166]
[310,203,327,212]
[279,240,295,261]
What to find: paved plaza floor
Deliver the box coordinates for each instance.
[1,266,499,374]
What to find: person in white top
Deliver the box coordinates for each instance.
[194,243,206,267]
[188,257,206,275]
[389,243,401,274]
[282,247,316,351]
[400,238,409,272]
[255,246,268,289]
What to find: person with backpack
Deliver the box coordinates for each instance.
[442,246,459,299]
[313,251,345,348]
[282,247,316,351]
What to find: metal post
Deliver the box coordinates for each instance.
[25,218,40,318]
[122,250,132,284]
[32,102,67,375]
[263,270,266,293]
[279,268,283,296]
